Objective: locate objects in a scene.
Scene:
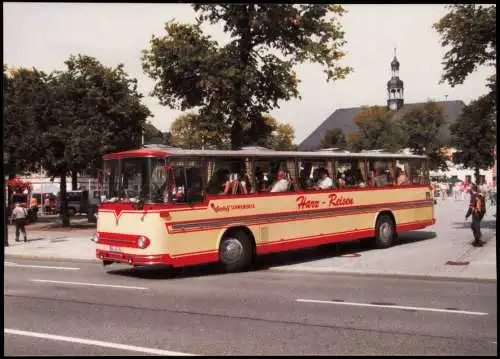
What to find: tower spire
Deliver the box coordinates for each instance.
[387,49,404,112]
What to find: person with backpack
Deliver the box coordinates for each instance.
[465,183,486,247]
[10,202,28,242]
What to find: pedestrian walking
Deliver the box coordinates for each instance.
[465,184,486,247]
[10,202,28,242]
[452,182,460,200]
[440,181,447,200]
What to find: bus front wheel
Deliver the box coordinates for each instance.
[219,229,252,273]
[375,214,395,249]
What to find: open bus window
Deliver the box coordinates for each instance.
[207,158,252,195]
[167,158,204,204]
[409,159,429,185]
[298,159,330,191]
[335,158,366,188]
[255,158,291,193]
[367,159,394,187]
[395,160,410,186]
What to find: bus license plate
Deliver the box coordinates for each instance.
[109,246,122,253]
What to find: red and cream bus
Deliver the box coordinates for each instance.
[93,145,435,272]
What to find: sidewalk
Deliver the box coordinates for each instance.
[4,198,497,281]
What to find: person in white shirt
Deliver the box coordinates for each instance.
[11,202,28,242]
[314,169,333,190]
[270,171,289,193]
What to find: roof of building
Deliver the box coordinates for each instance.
[298,100,466,150]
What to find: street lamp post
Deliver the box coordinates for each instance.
[4,152,9,247]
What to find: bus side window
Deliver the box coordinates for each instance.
[395,160,410,186]
[337,158,366,188]
[255,159,292,193]
[367,159,393,187]
[409,159,428,185]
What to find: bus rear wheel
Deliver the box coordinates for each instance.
[375,214,395,249]
[219,229,252,273]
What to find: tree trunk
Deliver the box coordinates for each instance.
[230,5,254,150]
[71,170,78,190]
[60,174,70,227]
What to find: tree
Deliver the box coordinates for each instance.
[142,4,352,149]
[450,96,496,183]
[3,67,49,178]
[320,128,348,150]
[399,101,448,170]
[349,106,403,152]
[5,56,151,226]
[143,122,172,146]
[170,113,230,149]
[261,115,296,150]
[434,5,496,108]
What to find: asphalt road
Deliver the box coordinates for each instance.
[4,259,497,356]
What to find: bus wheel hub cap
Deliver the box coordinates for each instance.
[380,223,392,241]
[222,238,243,263]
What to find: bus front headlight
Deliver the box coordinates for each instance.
[91,233,99,243]
[137,236,149,249]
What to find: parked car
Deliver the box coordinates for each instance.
[57,190,89,217]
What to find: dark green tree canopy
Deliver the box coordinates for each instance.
[350,106,404,153]
[434,4,496,108]
[450,96,496,181]
[4,55,151,226]
[142,4,352,149]
[320,128,348,150]
[399,101,447,170]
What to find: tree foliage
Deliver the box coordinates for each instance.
[169,112,296,150]
[349,106,403,152]
[434,5,496,106]
[320,128,348,150]
[170,113,230,149]
[143,122,172,146]
[142,4,352,149]
[399,101,448,170]
[3,67,50,177]
[450,96,496,183]
[4,55,151,226]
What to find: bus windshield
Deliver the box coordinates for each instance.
[101,157,167,203]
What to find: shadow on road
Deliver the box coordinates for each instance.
[452,220,497,230]
[106,230,437,280]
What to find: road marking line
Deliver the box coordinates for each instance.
[296,299,488,316]
[30,279,148,290]
[4,329,196,356]
[5,263,80,271]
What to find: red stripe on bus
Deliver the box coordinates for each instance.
[167,199,432,227]
[256,228,375,255]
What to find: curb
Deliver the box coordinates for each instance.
[267,266,497,283]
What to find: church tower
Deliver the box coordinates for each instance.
[387,48,404,112]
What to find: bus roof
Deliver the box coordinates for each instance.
[103,145,428,160]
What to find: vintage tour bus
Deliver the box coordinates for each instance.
[93,145,435,272]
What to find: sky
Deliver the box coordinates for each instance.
[3,3,494,144]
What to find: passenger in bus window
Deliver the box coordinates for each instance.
[313,168,333,190]
[396,167,409,185]
[270,171,289,192]
[375,168,388,187]
[220,170,232,195]
[337,173,346,188]
[367,170,376,187]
